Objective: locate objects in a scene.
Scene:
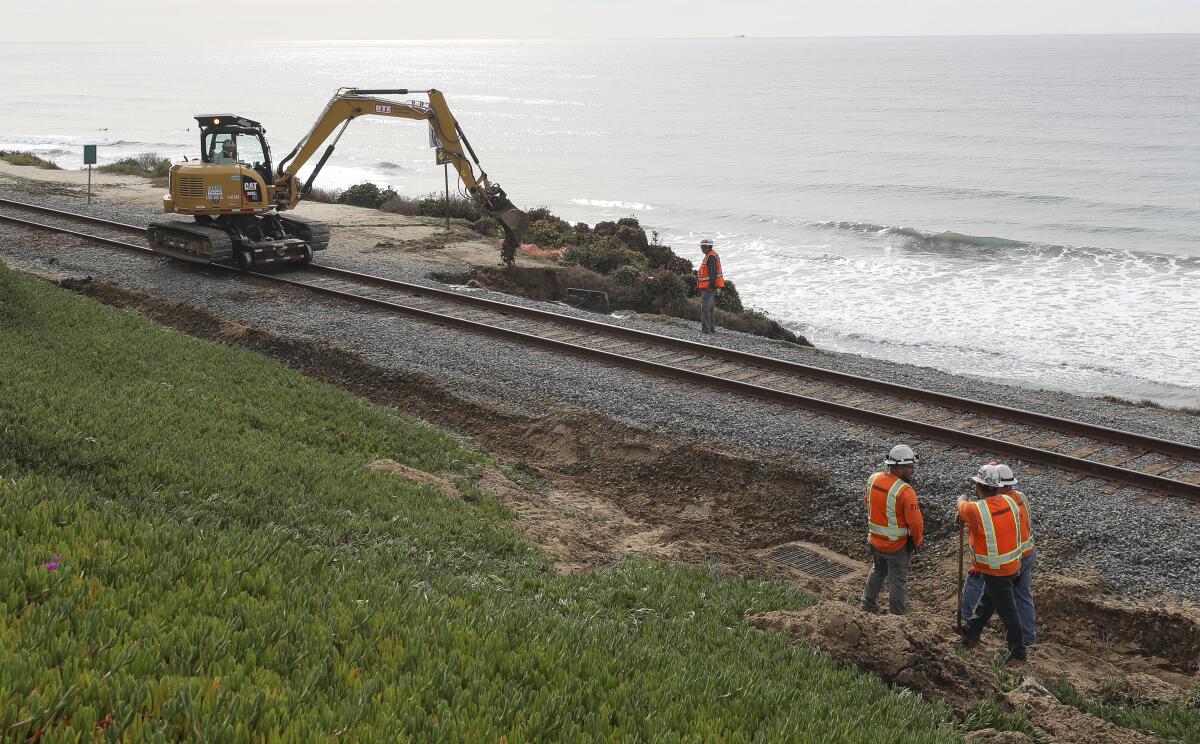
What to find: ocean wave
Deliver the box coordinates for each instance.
[105,139,187,149]
[0,133,185,149]
[809,220,1030,250]
[569,198,655,211]
[794,181,1200,220]
[739,215,1200,270]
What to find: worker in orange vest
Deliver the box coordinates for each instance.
[957,463,1027,662]
[959,462,1037,645]
[859,444,924,615]
[695,238,724,335]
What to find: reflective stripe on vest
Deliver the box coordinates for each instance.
[867,473,911,541]
[697,250,725,290]
[972,494,1024,568]
[1012,490,1035,554]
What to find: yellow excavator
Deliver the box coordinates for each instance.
[148,88,528,268]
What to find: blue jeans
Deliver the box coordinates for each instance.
[960,550,1037,645]
[965,572,1027,661]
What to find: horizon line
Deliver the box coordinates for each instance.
[8,31,1200,43]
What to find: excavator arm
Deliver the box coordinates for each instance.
[274,88,527,264]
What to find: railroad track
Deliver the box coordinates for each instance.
[3,196,1200,502]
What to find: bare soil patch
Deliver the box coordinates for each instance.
[368,458,462,500]
[749,596,1178,742]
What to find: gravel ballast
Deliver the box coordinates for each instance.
[3,185,1199,604]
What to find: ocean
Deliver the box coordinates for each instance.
[2,36,1197,406]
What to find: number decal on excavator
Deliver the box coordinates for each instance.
[375,104,392,113]
[207,185,223,201]
[242,176,261,203]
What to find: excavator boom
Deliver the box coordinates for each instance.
[275,88,527,262]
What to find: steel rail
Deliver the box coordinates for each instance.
[2,199,1198,501]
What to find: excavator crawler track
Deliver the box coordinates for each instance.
[278,214,331,252]
[146,219,235,264]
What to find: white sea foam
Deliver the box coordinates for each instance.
[716,233,1200,404]
[568,198,655,211]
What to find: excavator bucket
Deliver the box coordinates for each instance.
[482,187,528,266]
[494,205,528,265]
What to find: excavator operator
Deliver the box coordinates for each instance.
[215,138,237,164]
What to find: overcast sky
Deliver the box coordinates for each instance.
[6,0,1200,40]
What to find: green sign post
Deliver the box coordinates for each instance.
[83,145,97,204]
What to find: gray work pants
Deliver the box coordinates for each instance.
[860,546,911,615]
[700,289,716,334]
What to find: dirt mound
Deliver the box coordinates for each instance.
[1038,576,1200,674]
[514,414,830,557]
[750,600,1177,742]
[963,730,1031,744]
[473,465,687,574]
[433,266,565,301]
[748,600,993,709]
[1006,690,1159,744]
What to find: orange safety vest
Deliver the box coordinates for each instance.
[696,250,725,290]
[963,494,1024,576]
[1008,489,1034,558]
[865,471,916,553]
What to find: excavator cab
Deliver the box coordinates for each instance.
[198,116,273,187]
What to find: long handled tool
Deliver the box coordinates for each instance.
[956,517,965,633]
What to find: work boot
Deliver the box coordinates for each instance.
[960,633,981,649]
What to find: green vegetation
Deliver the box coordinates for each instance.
[304,186,341,204]
[0,150,61,169]
[0,264,951,740]
[530,211,805,341]
[380,192,486,223]
[95,152,172,178]
[319,183,497,236]
[334,181,397,209]
[453,210,806,344]
[1043,678,1200,743]
[963,695,1040,740]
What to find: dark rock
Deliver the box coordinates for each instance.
[564,287,610,314]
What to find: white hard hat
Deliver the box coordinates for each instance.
[995,463,1018,486]
[971,463,1003,489]
[700,238,714,248]
[884,444,918,466]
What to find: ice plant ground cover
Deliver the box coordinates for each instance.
[0,264,961,741]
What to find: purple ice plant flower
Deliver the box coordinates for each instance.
[43,555,61,571]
